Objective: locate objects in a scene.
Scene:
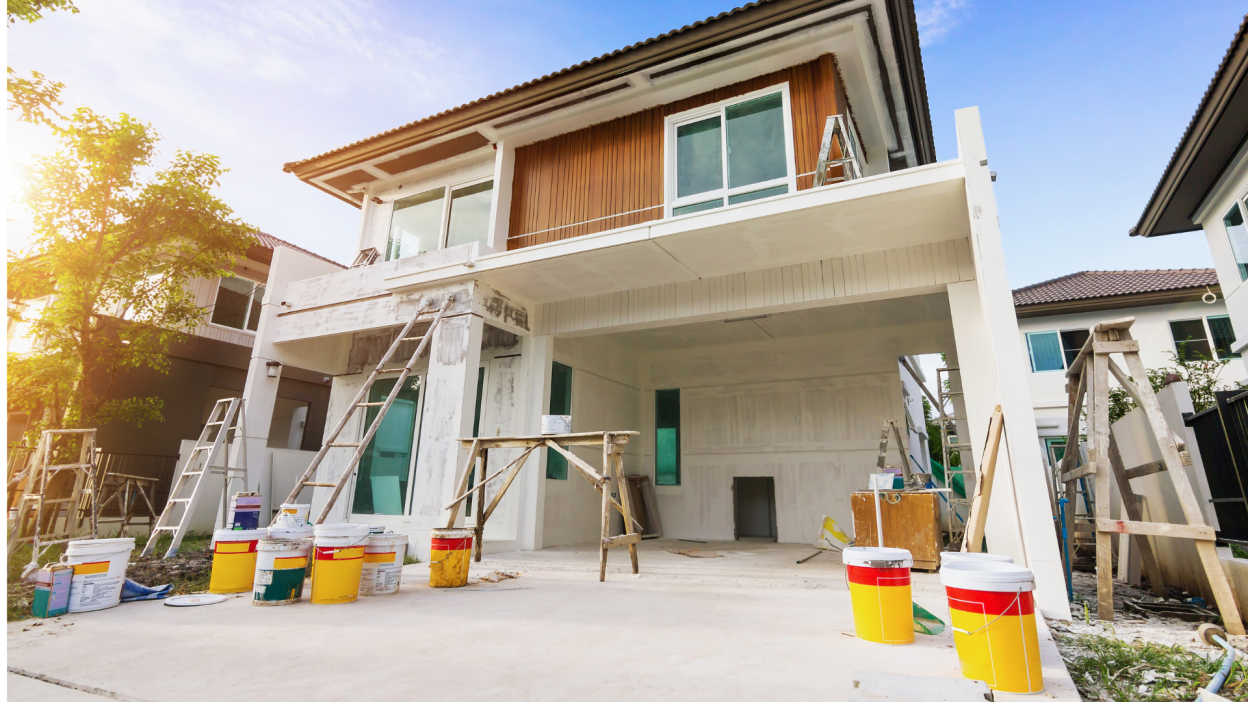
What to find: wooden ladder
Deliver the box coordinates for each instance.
[8,428,100,576]
[279,293,455,525]
[1061,316,1243,634]
[141,397,248,558]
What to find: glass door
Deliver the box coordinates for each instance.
[351,376,421,516]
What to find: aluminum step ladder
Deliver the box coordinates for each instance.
[936,366,974,544]
[280,293,455,525]
[141,397,248,558]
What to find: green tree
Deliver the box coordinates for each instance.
[8,104,258,437]
[7,0,75,125]
[1104,353,1234,424]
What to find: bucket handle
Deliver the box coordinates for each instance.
[951,588,1023,637]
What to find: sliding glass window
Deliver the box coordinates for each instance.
[385,179,494,261]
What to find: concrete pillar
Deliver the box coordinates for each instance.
[516,334,553,550]
[487,139,516,252]
[409,308,485,558]
[954,106,1070,619]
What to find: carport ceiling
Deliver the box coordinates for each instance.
[604,292,952,352]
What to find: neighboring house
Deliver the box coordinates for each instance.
[1133,15,1248,369]
[1015,268,1248,474]
[6,232,342,463]
[242,0,1068,617]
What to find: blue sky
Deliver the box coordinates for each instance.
[5,0,1244,288]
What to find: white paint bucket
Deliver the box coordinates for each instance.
[253,538,313,606]
[64,538,135,613]
[279,503,310,524]
[940,552,1013,568]
[360,532,408,596]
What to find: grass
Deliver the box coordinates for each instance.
[403,554,420,565]
[1058,631,1246,701]
[8,532,215,623]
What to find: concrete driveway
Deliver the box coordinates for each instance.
[8,540,1079,701]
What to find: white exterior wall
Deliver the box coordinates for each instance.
[1195,143,1248,363]
[1019,299,1248,443]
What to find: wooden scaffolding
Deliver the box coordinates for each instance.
[446,431,642,581]
[1059,317,1243,634]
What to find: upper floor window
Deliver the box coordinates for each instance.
[1026,328,1089,373]
[211,277,264,332]
[667,88,794,217]
[386,178,494,261]
[1171,316,1240,361]
[1225,202,1248,281]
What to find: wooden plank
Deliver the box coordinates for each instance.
[1061,462,1096,483]
[1090,330,1114,623]
[443,440,480,528]
[544,440,605,484]
[603,533,642,548]
[1094,340,1140,354]
[473,447,487,562]
[962,406,1003,552]
[1123,459,1167,481]
[1093,317,1137,332]
[616,451,639,573]
[1095,519,1215,540]
[599,434,612,582]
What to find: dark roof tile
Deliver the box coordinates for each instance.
[1013,269,1218,306]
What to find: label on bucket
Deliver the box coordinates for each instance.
[70,567,122,611]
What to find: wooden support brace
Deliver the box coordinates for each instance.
[1095,519,1215,540]
[603,533,642,548]
[1061,463,1096,483]
[1123,460,1167,481]
[961,406,1003,552]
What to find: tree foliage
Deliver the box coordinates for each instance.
[1105,353,1235,424]
[7,0,77,25]
[8,102,258,438]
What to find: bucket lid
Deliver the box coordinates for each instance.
[940,551,1013,565]
[258,537,313,550]
[368,532,408,544]
[267,525,314,539]
[939,560,1035,592]
[313,522,371,538]
[65,537,135,556]
[213,528,266,541]
[842,546,913,568]
[368,525,387,534]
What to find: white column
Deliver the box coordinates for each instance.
[487,139,516,252]
[516,334,553,550]
[954,106,1070,620]
[409,309,485,558]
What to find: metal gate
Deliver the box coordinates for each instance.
[1186,389,1248,543]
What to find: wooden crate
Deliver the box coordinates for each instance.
[850,491,942,571]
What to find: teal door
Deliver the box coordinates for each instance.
[352,377,420,515]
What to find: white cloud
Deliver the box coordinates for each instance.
[915,0,970,47]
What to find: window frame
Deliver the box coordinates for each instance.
[654,388,681,487]
[208,275,265,333]
[1025,330,1065,373]
[1206,314,1241,360]
[546,361,573,481]
[1223,198,1248,282]
[663,84,797,219]
[384,174,495,261]
[1169,317,1216,362]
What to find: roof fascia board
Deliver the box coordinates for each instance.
[1014,288,1218,318]
[1134,17,1248,238]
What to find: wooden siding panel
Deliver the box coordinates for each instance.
[508,55,845,250]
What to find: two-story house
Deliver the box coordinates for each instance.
[1133,15,1248,369]
[1014,268,1248,474]
[241,0,1069,616]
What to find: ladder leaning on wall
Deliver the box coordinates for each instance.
[278,293,455,526]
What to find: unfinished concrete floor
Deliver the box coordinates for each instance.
[8,540,1079,701]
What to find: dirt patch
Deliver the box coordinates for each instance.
[125,552,213,594]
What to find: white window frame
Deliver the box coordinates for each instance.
[663,83,797,218]
[384,174,495,259]
[1025,330,1065,373]
[207,276,265,334]
[1224,197,1248,282]
[1170,315,1240,361]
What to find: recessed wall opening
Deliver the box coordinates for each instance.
[733,476,777,541]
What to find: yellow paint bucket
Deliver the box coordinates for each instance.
[429,528,473,588]
[309,523,370,605]
[843,546,914,645]
[941,560,1044,694]
[209,529,265,594]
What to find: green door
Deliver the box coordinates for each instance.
[352,377,420,515]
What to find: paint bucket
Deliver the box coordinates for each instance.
[940,552,1013,568]
[253,537,312,606]
[208,529,265,594]
[941,560,1044,694]
[310,523,370,605]
[429,528,473,588]
[360,531,408,596]
[279,503,311,524]
[842,546,914,645]
[227,493,263,530]
[63,538,134,613]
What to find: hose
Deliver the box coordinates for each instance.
[1202,634,1236,699]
